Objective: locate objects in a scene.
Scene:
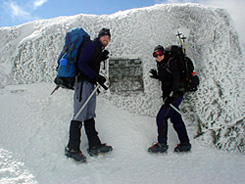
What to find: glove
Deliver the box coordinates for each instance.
[101,50,109,61]
[149,69,159,79]
[164,91,175,106]
[96,75,106,86]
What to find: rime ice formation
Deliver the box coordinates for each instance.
[0,3,244,152]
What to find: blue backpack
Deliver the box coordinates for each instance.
[54,27,90,90]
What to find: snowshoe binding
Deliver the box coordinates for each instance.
[87,144,113,156]
[174,143,191,152]
[148,143,168,153]
[65,147,87,163]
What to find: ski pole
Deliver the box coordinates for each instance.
[176,32,183,46]
[169,103,193,124]
[169,103,183,116]
[169,103,194,124]
[181,36,187,56]
[74,85,99,120]
[74,83,108,120]
[176,32,185,54]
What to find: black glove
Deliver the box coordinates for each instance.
[149,69,159,79]
[96,75,106,86]
[101,50,109,61]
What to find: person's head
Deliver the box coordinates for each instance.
[153,45,165,62]
[98,28,111,48]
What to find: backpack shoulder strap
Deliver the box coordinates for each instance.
[75,39,91,62]
[165,57,176,74]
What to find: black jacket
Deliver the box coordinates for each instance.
[157,56,181,98]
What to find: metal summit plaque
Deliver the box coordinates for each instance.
[109,57,144,95]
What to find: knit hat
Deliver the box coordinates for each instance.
[98,28,111,39]
[153,45,165,53]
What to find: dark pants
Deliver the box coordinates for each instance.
[156,95,190,144]
[67,118,101,151]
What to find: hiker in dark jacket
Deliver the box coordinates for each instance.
[148,45,191,153]
[65,28,112,162]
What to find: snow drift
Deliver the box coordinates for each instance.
[0,3,244,152]
[1,83,244,184]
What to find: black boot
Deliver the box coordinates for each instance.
[148,143,168,153]
[84,118,113,156]
[66,120,86,162]
[87,144,113,156]
[65,147,87,162]
[174,143,191,152]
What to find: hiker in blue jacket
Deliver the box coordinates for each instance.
[148,45,191,153]
[65,28,112,162]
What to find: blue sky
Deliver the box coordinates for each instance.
[0,0,160,27]
[0,0,242,27]
[0,0,244,44]
[0,0,235,27]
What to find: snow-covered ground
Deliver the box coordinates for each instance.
[0,83,244,184]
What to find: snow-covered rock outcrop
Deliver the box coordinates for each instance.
[0,3,244,153]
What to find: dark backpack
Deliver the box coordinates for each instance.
[54,27,90,90]
[165,45,200,92]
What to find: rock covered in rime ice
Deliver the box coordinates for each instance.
[0,3,244,153]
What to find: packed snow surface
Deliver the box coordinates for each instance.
[0,83,244,184]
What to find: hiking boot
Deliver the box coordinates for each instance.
[174,143,191,152]
[65,147,87,162]
[87,144,113,156]
[148,143,168,153]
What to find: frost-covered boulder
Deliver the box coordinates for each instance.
[0,3,244,153]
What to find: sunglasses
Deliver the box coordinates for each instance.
[153,51,164,58]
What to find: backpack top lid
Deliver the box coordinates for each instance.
[164,45,186,74]
[65,27,90,46]
[165,45,184,58]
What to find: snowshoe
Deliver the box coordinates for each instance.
[87,144,113,156]
[65,147,87,163]
[148,143,168,153]
[174,143,191,152]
